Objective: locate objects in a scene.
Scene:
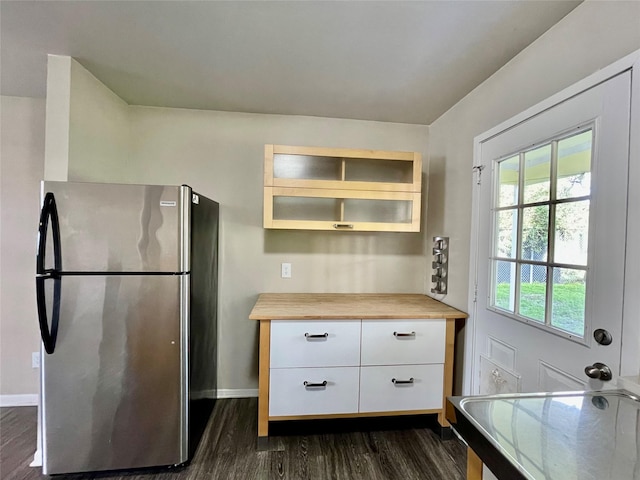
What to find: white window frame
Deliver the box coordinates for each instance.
[487,124,595,344]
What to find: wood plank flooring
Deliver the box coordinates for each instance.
[1,398,466,479]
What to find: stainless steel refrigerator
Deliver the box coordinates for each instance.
[35,181,219,475]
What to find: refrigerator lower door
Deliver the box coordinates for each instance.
[41,274,189,475]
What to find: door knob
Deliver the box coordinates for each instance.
[593,329,613,346]
[584,362,612,381]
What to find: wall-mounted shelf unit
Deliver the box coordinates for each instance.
[264,145,422,232]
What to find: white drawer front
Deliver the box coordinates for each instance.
[270,320,361,368]
[360,319,446,366]
[269,367,360,416]
[359,364,444,413]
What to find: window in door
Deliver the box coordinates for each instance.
[490,127,593,339]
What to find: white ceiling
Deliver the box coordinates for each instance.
[1,1,581,125]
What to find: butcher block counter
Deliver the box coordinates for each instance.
[249,293,468,438]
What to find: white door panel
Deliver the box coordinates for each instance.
[472,72,631,394]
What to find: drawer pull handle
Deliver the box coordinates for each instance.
[303,381,328,389]
[305,332,329,339]
[392,378,415,385]
[393,331,416,338]
[333,223,354,229]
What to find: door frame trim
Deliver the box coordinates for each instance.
[466,48,640,395]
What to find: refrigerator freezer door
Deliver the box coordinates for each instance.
[41,181,190,273]
[41,274,188,474]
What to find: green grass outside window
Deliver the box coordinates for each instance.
[495,282,585,336]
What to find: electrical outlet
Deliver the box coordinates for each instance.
[281,263,292,278]
[32,351,40,369]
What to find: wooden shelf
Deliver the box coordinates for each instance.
[264,145,422,232]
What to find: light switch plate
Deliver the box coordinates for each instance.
[281,263,292,278]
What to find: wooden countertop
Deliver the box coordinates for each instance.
[248,293,468,320]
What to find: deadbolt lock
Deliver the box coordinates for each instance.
[593,328,613,346]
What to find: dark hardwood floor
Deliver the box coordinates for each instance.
[1,398,467,479]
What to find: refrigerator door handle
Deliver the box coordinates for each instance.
[37,192,62,275]
[36,192,62,354]
[36,276,60,354]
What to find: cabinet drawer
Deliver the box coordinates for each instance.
[269,367,360,416]
[270,320,361,368]
[360,319,445,366]
[359,365,444,413]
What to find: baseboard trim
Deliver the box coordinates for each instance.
[30,449,42,467]
[0,394,38,407]
[217,388,258,399]
[191,389,217,400]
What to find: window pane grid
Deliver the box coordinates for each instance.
[551,268,587,335]
[520,205,549,262]
[495,208,518,258]
[489,258,587,271]
[545,265,554,332]
[514,262,522,317]
[493,195,591,212]
[490,127,593,338]
[517,262,547,323]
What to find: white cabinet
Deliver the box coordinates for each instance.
[359,319,445,413]
[250,293,467,438]
[360,319,446,365]
[268,318,446,418]
[359,364,444,412]
[269,367,360,416]
[270,320,361,368]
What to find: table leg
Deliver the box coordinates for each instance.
[467,447,483,480]
[258,320,271,437]
[438,318,456,428]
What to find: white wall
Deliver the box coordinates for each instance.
[84,105,430,391]
[44,55,71,181]
[0,96,45,397]
[427,0,640,395]
[67,58,130,181]
[45,55,130,182]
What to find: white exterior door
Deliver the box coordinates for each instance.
[470,71,632,394]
